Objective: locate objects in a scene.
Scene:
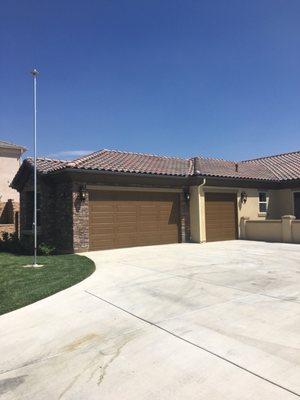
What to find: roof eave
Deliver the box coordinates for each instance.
[193,173,280,183]
[47,167,190,179]
[0,144,27,153]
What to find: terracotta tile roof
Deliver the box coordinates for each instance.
[26,157,67,173]
[18,148,300,182]
[193,157,278,181]
[62,149,192,177]
[241,150,300,181]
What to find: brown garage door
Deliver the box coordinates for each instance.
[89,190,180,250]
[205,192,237,242]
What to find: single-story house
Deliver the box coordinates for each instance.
[11,149,300,253]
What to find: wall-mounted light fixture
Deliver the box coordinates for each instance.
[79,184,88,201]
[241,191,248,204]
[184,191,190,202]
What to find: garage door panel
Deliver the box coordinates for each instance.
[115,224,137,234]
[115,215,137,224]
[90,214,115,224]
[90,235,115,246]
[138,223,159,232]
[205,193,237,242]
[89,226,114,235]
[158,209,173,221]
[116,204,137,212]
[116,234,138,246]
[90,234,112,240]
[137,232,160,242]
[139,210,158,218]
[90,204,115,214]
[89,190,180,250]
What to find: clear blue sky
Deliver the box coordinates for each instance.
[1,0,300,161]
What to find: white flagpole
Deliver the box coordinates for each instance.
[31,68,39,267]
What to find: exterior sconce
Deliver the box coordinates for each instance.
[79,184,88,201]
[184,191,190,202]
[241,191,247,204]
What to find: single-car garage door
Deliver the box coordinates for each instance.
[89,190,180,250]
[205,192,237,242]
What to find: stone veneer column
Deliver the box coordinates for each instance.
[72,183,89,252]
[179,192,190,243]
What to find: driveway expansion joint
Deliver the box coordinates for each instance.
[85,289,300,399]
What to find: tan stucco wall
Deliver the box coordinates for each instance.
[189,185,300,243]
[292,221,300,244]
[245,220,282,242]
[242,216,299,244]
[0,148,23,202]
[190,186,293,243]
[189,186,201,242]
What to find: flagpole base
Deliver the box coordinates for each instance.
[23,264,44,268]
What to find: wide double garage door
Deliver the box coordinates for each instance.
[89,190,180,250]
[205,192,238,242]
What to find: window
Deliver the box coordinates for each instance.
[258,192,268,213]
[25,192,41,229]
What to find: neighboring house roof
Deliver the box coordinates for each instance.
[11,148,300,188]
[0,140,27,153]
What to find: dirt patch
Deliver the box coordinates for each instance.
[63,333,100,353]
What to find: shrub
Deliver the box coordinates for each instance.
[0,233,56,256]
[38,242,56,256]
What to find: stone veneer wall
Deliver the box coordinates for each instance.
[179,192,191,243]
[20,178,74,253]
[54,182,73,252]
[19,186,28,234]
[72,182,89,252]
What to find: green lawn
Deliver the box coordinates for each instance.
[0,252,95,315]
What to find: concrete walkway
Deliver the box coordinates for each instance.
[0,241,300,399]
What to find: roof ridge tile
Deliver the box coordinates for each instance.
[27,156,67,163]
[66,149,106,167]
[194,155,237,163]
[102,148,190,161]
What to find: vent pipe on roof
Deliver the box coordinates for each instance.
[235,163,238,172]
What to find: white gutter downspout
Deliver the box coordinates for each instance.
[198,178,206,243]
[199,177,206,188]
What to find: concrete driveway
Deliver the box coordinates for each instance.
[0,241,300,399]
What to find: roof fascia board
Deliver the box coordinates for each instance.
[188,175,280,188]
[47,168,189,180]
